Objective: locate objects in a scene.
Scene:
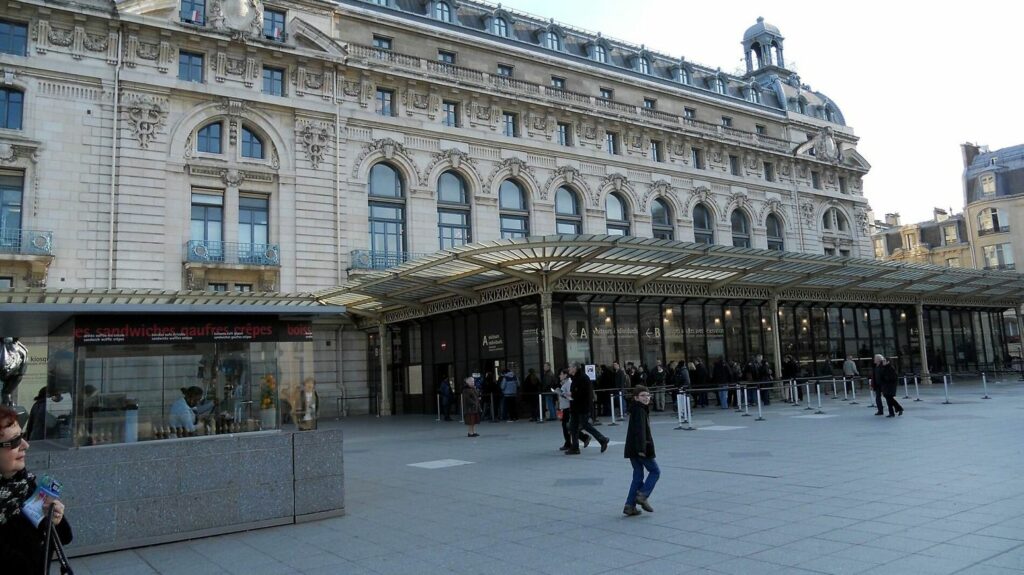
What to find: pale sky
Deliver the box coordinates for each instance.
[500,0,1024,224]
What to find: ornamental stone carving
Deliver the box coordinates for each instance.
[422,148,479,187]
[758,199,784,225]
[299,121,331,170]
[124,95,168,149]
[854,209,869,235]
[682,186,713,219]
[0,143,39,164]
[800,201,816,227]
[640,180,673,212]
[351,138,412,178]
[542,165,589,202]
[485,157,536,193]
[721,192,751,222]
[209,0,264,40]
[597,173,634,208]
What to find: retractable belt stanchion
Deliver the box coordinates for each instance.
[459,395,465,423]
[913,376,922,402]
[619,391,626,421]
[608,392,619,426]
[435,395,441,422]
[982,372,991,399]
[831,377,838,399]
[674,393,686,430]
[755,386,765,421]
[804,383,813,410]
[815,384,824,414]
[791,379,798,405]
[537,394,545,423]
[902,376,910,400]
[682,393,695,430]
[942,374,952,404]
[734,384,744,413]
[741,385,751,417]
[842,377,849,401]
[849,378,859,404]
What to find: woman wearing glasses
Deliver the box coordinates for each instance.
[623,386,660,517]
[0,405,73,571]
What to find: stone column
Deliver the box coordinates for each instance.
[1015,305,1024,372]
[379,323,391,416]
[916,302,930,382]
[541,290,554,367]
[769,295,782,381]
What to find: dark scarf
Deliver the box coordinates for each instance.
[0,469,35,525]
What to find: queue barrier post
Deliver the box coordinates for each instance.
[674,393,686,430]
[682,393,695,431]
[942,374,952,405]
[435,395,441,422]
[849,378,859,405]
[902,376,910,400]
[734,384,744,413]
[619,391,626,420]
[815,384,824,414]
[913,376,922,402]
[804,384,813,411]
[459,395,465,424]
[741,385,752,417]
[982,372,991,400]
[537,394,545,423]
[842,377,849,401]
[755,386,765,421]
[831,377,838,400]
[608,392,619,426]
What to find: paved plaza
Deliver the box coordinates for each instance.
[71,376,1024,575]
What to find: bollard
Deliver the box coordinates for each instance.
[619,391,626,420]
[755,387,765,421]
[815,384,824,414]
[608,393,619,426]
[459,394,465,424]
[682,394,696,430]
[913,376,922,402]
[741,385,751,417]
[537,394,545,423]
[804,384,813,410]
[982,372,991,400]
[734,384,744,413]
[942,374,952,404]
[902,376,910,400]
[436,395,441,422]
[831,377,838,400]
[850,379,859,404]
[791,379,798,405]
[842,377,849,401]
[674,393,686,430]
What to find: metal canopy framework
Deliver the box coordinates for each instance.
[0,288,337,308]
[316,236,1024,324]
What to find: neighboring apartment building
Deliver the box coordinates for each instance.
[871,209,971,268]
[963,143,1024,272]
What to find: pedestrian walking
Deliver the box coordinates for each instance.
[566,364,609,455]
[557,369,590,451]
[874,354,904,417]
[623,385,659,517]
[463,377,481,437]
[870,357,885,416]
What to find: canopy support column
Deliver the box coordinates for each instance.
[769,295,782,380]
[541,290,555,368]
[916,302,930,383]
[379,323,391,416]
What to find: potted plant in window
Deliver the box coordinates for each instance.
[259,374,278,429]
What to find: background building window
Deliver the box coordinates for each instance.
[196,122,222,154]
[496,64,513,77]
[262,66,285,96]
[676,67,691,84]
[594,44,607,63]
[693,203,714,244]
[983,243,1014,270]
[599,87,613,100]
[748,89,761,104]
[943,225,958,245]
[978,207,1009,235]
[499,180,529,238]
[766,213,784,250]
[643,98,656,109]
[683,107,696,119]
[263,8,285,41]
[502,112,518,137]
[839,176,848,194]
[638,58,650,75]
[606,193,630,236]
[0,20,28,56]
[492,17,508,37]
[731,210,750,248]
[873,237,886,258]
[437,171,471,249]
[822,208,849,232]
[691,147,704,169]
[729,155,740,176]
[649,140,663,162]
[651,198,673,240]
[721,116,733,128]
[981,174,996,196]
[376,88,395,116]
[903,232,916,249]
[946,257,960,268]
[763,162,775,182]
[178,51,204,83]
[191,192,223,258]
[372,35,392,50]
[368,163,406,265]
[542,30,561,51]
[555,186,581,234]
[0,174,23,244]
[605,132,619,155]
[208,283,228,292]
[240,127,264,159]
[755,124,766,135]
[550,76,566,90]
[180,0,205,24]
[811,171,821,189]
[238,196,269,258]
[442,101,459,127]
[434,1,452,22]
[0,277,11,288]
[0,88,23,130]
[715,78,726,94]
[557,123,571,146]
[437,50,456,65]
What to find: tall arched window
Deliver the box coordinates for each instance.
[766,213,784,250]
[241,127,264,159]
[594,44,607,63]
[437,171,470,249]
[675,67,690,85]
[731,210,750,248]
[652,198,673,240]
[555,186,582,234]
[693,203,714,244]
[542,30,561,51]
[434,1,451,22]
[606,193,630,236]
[748,88,761,104]
[715,78,727,94]
[368,163,406,267]
[638,58,651,75]
[499,180,529,238]
[822,208,850,233]
[0,88,23,130]
[196,122,223,154]
[492,17,508,37]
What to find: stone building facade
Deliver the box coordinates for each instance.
[871,210,971,268]
[0,0,871,413]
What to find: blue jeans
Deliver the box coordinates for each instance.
[544,394,558,421]
[625,457,660,506]
[717,389,728,408]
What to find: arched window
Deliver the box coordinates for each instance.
[675,67,690,85]
[731,210,750,248]
[766,213,784,250]
[606,193,630,236]
[978,207,1009,235]
[824,105,836,122]
[437,171,470,249]
[748,88,761,104]
[434,1,451,22]
[594,44,607,63]
[822,208,849,233]
[196,122,222,154]
[499,179,529,239]
[492,17,508,37]
[652,198,673,240]
[715,78,727,94]
[555,186,582,234]
[368,163,406,267]
[638,58,651,75]
[0,88,23,130]
[693,203,714,244]
[542,30,561,51]
[241,127,264,159]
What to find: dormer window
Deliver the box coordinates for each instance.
[981,174,996,196]
[594,44,607,63]
[714,78,727,94]
[748,88,761,104]
[675,67,690,85]
[263,8,285,41]
[434,1,452,23]
[542,30,561,51]
[492,17,508,37]
[180,0,205,25]
[638,57,651,75]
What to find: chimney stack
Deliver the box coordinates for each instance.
[884,213,901,226]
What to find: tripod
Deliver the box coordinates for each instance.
[43,503,73,575]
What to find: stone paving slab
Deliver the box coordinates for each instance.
[68,377,1024,574]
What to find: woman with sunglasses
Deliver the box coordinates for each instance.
[0,405,73,571]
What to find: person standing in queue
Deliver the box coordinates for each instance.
[463,377,481,437]
[622,386,659,516]
[566,364,608,455]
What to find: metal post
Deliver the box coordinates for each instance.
[982,372,991,399]
[831,377,838,399]
[913,376,922,402]
[902,376,910,400]
[619,391,626,420]
[755,386,765,421]
[608,393,619,426]
[459,394,465,424]
[537,394,545,423]
[850,378,859,404]
[435,394,441,422]
[674,393,685,430]
[842,377,849,401]
[815,384,824,414]
[741,386,751,417]
[804,384,813,410]
[942,374,951,404]
[682,394,695,430]
[916,302,931,384]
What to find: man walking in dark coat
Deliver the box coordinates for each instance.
[870,356,885,416]
[567,364,609,455]
[874,354,904,417]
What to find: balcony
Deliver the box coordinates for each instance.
[978,226,1010,237]
[984,263,1016,271]
[350,250,431,270]
[184,241,280,267]
[0,229,54,256]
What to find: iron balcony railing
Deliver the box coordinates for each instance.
[184,240,280,266]
[350,250,431,270]
[978,226,1010,237]
[983,263,1016,271]
[0,228,54,256]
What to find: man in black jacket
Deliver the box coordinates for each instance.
[870,357,885,415]
[567,364,609,455]
[874,354,904,417]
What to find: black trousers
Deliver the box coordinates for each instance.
[562,410,589,446]
[569,411,607,450]
[874,388,884,413]
[884,393,903,415]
